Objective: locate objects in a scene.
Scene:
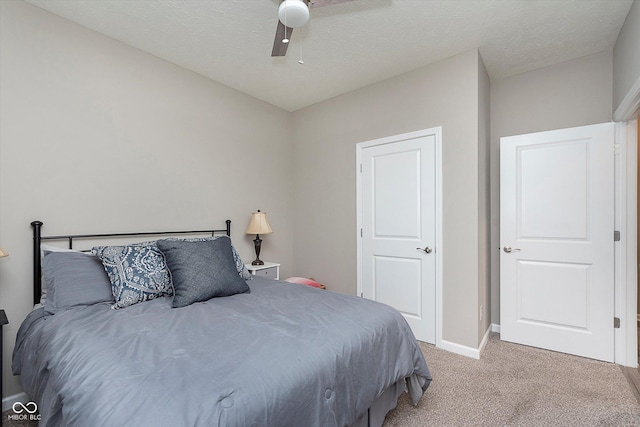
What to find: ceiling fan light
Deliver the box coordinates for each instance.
[278,0,310,28]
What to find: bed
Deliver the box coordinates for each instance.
[13,220,431,427]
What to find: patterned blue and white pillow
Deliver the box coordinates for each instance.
[163,235,252,280]
[92,245,173,309]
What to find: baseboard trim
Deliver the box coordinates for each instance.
[440,339,480,359]
[478,326,492,355]
[2,392,29,413]
[439,324,497,360]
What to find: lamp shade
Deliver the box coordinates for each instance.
[278,0,310,28]
[245,211,273,235]
[0,247,8,258]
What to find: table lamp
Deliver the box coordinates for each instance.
[245,210,273,265]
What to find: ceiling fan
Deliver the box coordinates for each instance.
[271,0,354,57]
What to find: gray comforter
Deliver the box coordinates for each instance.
[13,277,431,427]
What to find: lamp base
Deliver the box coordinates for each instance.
[252,234,264,266]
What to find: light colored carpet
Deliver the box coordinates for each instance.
[3,333,639,426]
[384,333,640,426]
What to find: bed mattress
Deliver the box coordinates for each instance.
[13,276,431,427]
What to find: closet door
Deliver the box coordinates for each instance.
[357,128,440,344]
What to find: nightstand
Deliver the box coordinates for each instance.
[0,310,7,402]
[247,262,280,280]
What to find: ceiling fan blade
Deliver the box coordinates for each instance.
[271,21,294,57]
[309,0,355,7]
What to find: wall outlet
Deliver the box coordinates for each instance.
[479,305,484,321]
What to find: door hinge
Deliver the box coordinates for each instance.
[614,230,621,241]
[360,163,363,173]
[360,228,363,237]
[613,144,621,155]
[614,317,621,328]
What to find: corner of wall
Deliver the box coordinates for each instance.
[613,0,640,114]
[477,52,492,346]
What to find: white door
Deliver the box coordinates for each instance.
[500,122,615,362]
[358,129,440,344]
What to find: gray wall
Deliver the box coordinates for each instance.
[0,0,294,397]
[489,51,614,325]
[613,0,640,114]
[291,49,489,349]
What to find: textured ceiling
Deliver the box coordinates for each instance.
[23,0,634,112]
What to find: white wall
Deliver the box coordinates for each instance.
[0,0,294,398]
[489,51,614,325]
[291,50,489,349]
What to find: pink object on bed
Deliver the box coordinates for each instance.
[284,276,326,289]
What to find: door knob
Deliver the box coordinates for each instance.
[503,246,521,253]
[417,246,433,254]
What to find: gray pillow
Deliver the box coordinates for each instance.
[43,251,115,314]
[157,237,250,308]
[162,235,252,280]
[39,244,85,303]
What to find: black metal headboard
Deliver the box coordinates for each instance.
[31,220,231,306]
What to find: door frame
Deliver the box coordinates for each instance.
[355,126,443,348]
[617,119,638,367]
[614,73,640,367]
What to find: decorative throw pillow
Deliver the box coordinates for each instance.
[157,237,250,308]
[163,235,252,280]
[42,251,115,314]
[92,245,172,309]
[284,277,326,289]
